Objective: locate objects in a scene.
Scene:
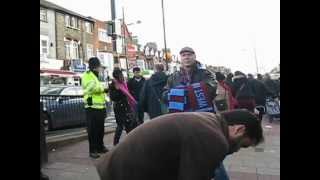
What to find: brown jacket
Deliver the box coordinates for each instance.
[96,112,230,180]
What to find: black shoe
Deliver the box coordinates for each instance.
[98,146,109,153]
[89,152,100,159]
[40,172,49,180]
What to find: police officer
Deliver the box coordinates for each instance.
[82,57,109,159]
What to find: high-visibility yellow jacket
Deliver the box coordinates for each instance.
[82,71,106,109]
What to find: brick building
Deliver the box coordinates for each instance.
[40,0,95,73]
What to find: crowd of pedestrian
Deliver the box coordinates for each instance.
[39,49,279,180]
[92,47,279,180]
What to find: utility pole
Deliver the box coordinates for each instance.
[122,7,129,76]
[110,0,117,53]
[161,0,168,71]
[253,46,259,74]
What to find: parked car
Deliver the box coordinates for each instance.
[41,86,86,131]
[41,86,112,131]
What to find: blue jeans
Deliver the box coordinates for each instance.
[213,163,229,180]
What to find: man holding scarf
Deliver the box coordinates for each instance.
[162,47,229,180]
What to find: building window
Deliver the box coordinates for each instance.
[40,8,47,22]
[87,44,94,59]
[73,42,79,59]
[98,28,111,43]
[77,19,81,29]
[65,15,70,27]
[64,41,71,59]
[41,40,48,54]
[40,35,49,58]
[65,15,80,30]
[71,17,76,28]
[64,39,79,59]
[85,22,93,33]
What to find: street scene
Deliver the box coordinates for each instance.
[40,0,280,180]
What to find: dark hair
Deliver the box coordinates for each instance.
[215,72,225,81]
[247,74,254,79]
[257,74,263,79]
[133,67,141,72]
[221,109,264,146]
[88,57,101,70]
[154,63,164,72]
[227,73,233,80]
[234,71,246,77]
[112,68,123,80]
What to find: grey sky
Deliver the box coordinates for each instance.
[46,0,280,74]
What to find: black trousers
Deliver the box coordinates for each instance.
[85,108,106,153]
[113,104,135,145]
[137,104,144,124]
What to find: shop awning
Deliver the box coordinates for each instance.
[40,69,80,77]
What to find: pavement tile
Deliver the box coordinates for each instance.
[43,167,100,180]
[44,117,280,180]
[257,174,280,180]
[257,168,280,176]
[228,165,257,173]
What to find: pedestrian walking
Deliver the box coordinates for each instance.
[96,109,264,180]
[225,73,234,88]
[110,68,138,145]
[263,73,280,98]
[81,57,109,159]
[214,72,237,112]
[247,73,273,121]
[232,71,256,112]
[127,67,146,124]
[139,63,168,119]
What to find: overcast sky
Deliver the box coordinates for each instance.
[47,0,280,74]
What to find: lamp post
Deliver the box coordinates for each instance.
[161,0,168,71]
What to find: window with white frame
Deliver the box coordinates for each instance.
[64,41,71,59]
[85,22,93,33]
[65,15,70,27]
[98,28,110,43]
[73,42,79,59]
[71,17,76,28]
[87,44,94,59]
[77,19,81,29]
[40,35,49,57]
[40,8,47,22]
[64,39,79,59]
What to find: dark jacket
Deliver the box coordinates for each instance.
[233,78,255,100]
[139,72,168,119]
[263,79,280,97]
[97,112,230,180]
[248,79,273,106]
[109,81,131,115]
[162,65,217,103]
[127,76,146,101]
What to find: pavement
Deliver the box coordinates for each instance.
[42,115,280,180]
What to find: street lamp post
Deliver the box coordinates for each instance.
[253,46,259,74]
[161,0,168,71]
